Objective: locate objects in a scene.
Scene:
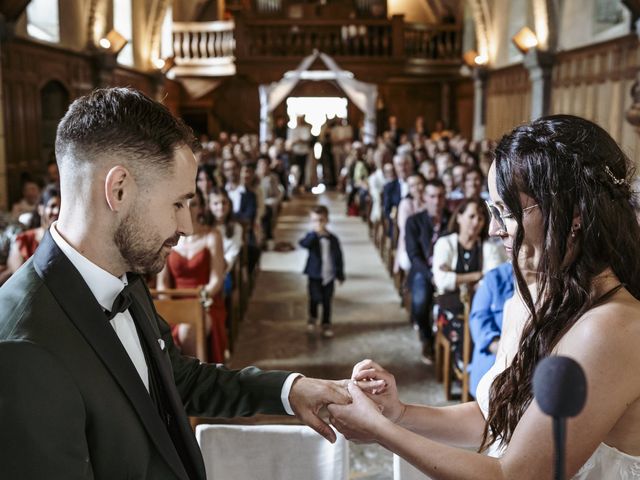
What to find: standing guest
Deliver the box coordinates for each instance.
[0,88,350,480]
[299,205,345,339]
[7,185,60,274]
[288,115,312,191]
[157,188,228,363]
[328,114,640,479]
[367,148,391,224]
[405,179,449,363]
[468,262,514,397]
[11,176,41,223]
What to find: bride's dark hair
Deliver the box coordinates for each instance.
[480,114,640,450]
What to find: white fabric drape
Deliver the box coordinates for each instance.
[259,51,378,144]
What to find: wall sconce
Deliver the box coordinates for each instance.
[99,29,128,55]
[512,26,538,54]
[154,56,175,74]
[463,50,488,67]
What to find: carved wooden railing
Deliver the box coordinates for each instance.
[237,18,395,58]
[403,23,461,61]
[171,21,236,77]
[169,17,461,77]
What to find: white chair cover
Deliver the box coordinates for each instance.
[195,424,349,480]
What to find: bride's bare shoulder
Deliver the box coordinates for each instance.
[560,288,640,364]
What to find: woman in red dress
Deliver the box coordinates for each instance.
[7,185,60,273]
[157,188,227,363]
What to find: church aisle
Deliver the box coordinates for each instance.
[229,192,449,479]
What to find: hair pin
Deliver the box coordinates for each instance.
[604,165,626,186]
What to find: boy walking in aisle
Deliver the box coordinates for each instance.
[299,205,345,338]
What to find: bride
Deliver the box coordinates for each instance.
[327,115,640,479]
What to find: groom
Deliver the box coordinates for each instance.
[0,87,350,480]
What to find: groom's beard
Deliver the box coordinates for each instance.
[114,208,180,275]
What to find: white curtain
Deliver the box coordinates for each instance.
[259,51,378,144]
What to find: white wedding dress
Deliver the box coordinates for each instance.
[474,290,640,479]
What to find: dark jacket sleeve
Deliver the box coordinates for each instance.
[299,231,318,249]
[382,181,395,220]
[333,235,345,282]
[162,315,291,417]
[237,191,257,223]
[0,341,94,480]
[405,214,432,278]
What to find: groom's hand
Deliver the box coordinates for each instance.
[289,377,351,443]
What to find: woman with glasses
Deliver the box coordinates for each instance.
[327,115,640,479]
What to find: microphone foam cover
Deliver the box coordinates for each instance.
[533,356,587,418]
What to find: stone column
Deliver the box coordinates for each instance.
[472,67,487,141]
[523,47,554,120]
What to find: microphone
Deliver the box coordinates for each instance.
[533,356,587,480]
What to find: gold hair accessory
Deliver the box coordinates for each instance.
[604,165,626,186]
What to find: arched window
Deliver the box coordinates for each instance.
[26,0,60,43]
[113,0,134,66]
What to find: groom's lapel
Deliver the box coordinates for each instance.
[33,233,189,480]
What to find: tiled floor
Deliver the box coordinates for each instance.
[229,192,451,479]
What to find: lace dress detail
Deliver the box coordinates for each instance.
[475,291,640,478]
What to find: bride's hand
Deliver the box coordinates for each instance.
[327,381,389,443]
[351,359,406,423]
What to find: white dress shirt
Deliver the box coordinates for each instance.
[226,184,245,214]
[49,222,299,414]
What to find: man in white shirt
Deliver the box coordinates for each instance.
[0,88,351,480]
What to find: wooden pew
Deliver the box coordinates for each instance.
[150,288,211,363]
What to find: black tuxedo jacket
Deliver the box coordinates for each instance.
[0,232,290,479]
[405,210,450,283]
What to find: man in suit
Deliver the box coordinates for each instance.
[223,158,257,224]
[382,152,413,237]
[405,179,449,364]
[0,88,350,480]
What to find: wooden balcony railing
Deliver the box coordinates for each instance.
[169,17,461,77]
[171,21,236,77]
[237,19,394,58]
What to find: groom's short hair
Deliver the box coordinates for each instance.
[55,87,196,180]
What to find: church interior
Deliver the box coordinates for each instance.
[1,0,640,478]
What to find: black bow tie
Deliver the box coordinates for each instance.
[105,283,134,320]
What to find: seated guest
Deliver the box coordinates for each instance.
[395,173,428,274]
[418,159,437,181]
[209,187,243,275]
[468,261,514,397]
[256,155,283,248]
[239,161,261,271]
[196,164,216,197]
[405,179,449,363]
[367,148,391,224]
[432,199,507,369]
[383,153,413,236]
[11,177,41,223]
[157,188,228,363]
[7,186,60,274]
[223,158,257,225]
[463,165,486,200]
[0,212,23,287]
